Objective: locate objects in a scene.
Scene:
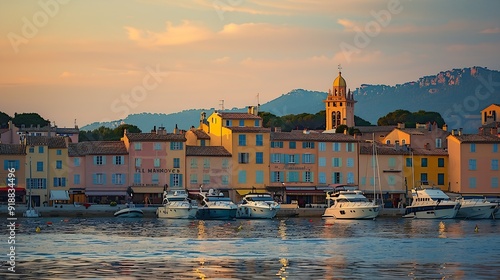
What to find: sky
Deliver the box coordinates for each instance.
[1,0,499,129]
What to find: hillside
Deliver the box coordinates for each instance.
[81,67,500,133]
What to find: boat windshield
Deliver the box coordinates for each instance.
[338,198,369,203]
[207,197,232,202]
[247,197,273,202]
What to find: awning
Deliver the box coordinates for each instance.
[235,189,268,196]
[132,186,164,194]
[85,191,127,196]
[0,187,26,195]
[285,186,324,196]
[69,188,85,194]
[50,190,70,201]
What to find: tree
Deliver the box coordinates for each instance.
[0,111,12,128]
[79,124,142,142]
[377,109,445,128]
[12,113,49,127]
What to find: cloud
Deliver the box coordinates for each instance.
[480,27,500,34]
[125,20,213,47]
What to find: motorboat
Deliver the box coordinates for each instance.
[455,195,497,219]
[236,192,280,219]
[114,203,144,218]
[156,189,198,219]
[403,185,460,219]
[196,188,237,220]
[322,185,380,219]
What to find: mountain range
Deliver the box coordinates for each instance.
[81,66,500,133]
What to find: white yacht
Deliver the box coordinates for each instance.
[455,195,497,219]
[114,203,144,218]
[322,185,380,219]
[196,188,237,220]
[236,192,280,219]
[156,189,198,219]
[403,186,460,219]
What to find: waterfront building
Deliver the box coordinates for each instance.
[68,141,129,204]
[47,136,70,206]
[382,122,449,150]
[481,104,500,125]
[447,130,500,195]
[200,107,271,193]
[402,147,448,192]
[122,127,186,204]
[0,143,26,204]
[324,69,356,130]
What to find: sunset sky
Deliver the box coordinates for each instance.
[1,0,499,128]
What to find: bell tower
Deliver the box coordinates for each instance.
[324,65,356,130]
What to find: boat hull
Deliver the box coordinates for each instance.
[403,204,459,219]
[236,205,279,219]
[114,208,144,218]
[456,204,496,219]
[196,208,237,220]
[322,204,380,219]
[156,206,198,219]
[23,209,40,218]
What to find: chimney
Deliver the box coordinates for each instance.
[395,141,400,150]
[397,123,405,129]
[173,124,178,134]
[491,127,498,136]
[247,106,253,115]
[479,127,484,135]
[124,128,128,136]
[157,126,166,135]
[458,128,463,136]
[151,126,157,133]
[451,129,455,136]
[274,127,281,132]
[442,124,448,131]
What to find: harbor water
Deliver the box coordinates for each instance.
[1,217,499,279]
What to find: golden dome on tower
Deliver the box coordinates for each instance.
[333,71,346,88]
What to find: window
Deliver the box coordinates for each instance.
[169,174,182,187]
[288,154,297,164]
[272,171,283,182]
[303,154,313,164]
[435,138,442,148]
[190,158,198,168]
[386,140,390,145]
[203,158,210,169]
[438,158,445,168]
[94,156,104,165]
[288,171,299,182]
[304,171,312,182]
[4,160,20,170]
[152,174,159,184]
[256,171,264,184]
[271,141,283,148]
[254,120,260,127]
[238,153,249,164]
[492,159,499,171]
[346,143,354,152]
[494,144,498,153]
[346,158,354,167]
[113,156,124,165]
[73,158,80,167]
[36,161,43,172]
[333,143,341,152]
[388,158,396,168]
[56,160,63,169]
[225,120,232,127]
[332,172,341,184]
[112,174,125,185]
[93,173,105,185]
[154,143,162,150]
[221,175,229,185]
[256,134,263,146]
[190,174,198,184]
[289,142,296,149]
[420,173,428,183]
[332,158,342,167]
[29,146,34,153]
[469,159,477,170]
[302,142,314,149]
[39,146,44,153]
[438,173,444,185]
[421,158,428,167]
[154,158,161,168]
[135,158,142,167]
[319,142,326,152]
[53,177,66,187]
[222,158,229,169]
[469,177,476,188]
[170,142,183,150]
[319,172,327,184]
[134,173,141,184]
[173,158,180,168]
[318,157,326,167]
[470,143,476,152]
[387,175,395,186]
[271,154,281,163]
[203,174,210,184]
[406,158,412,167]
[256,152,263,164]
[74,174,80,185]
[238,170,247,183]
[238,135,246,146]
[26,178,47,189]
[134,142,142,151]
[347,172,355,184]
[56,149,62,155]
[492,177,499,188]
[200,139,206,146]
[239,120,244,127]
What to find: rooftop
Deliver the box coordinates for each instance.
[186,146,231,157]
[69,141,128,156]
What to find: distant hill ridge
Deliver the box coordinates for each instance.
[81,66,499,133]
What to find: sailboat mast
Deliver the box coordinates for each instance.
[28,157,32,210]
[372,133,376,205]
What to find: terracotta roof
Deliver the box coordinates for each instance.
[186,146,231,157]
[217,112,261,120]
[481,122,500,128]
[48,137,68,148]
[192,130,210,140]
[229,127,272,133]
[56,127,79,134]
[450,134,500,143]
[125,133,186,142]
[354,126,396,133]
[0,144,25,155]
[271,132,359,142]
[69,141,128,156]
[25,136,68,148]
[359,143,408,155]
[411,148,449,156]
